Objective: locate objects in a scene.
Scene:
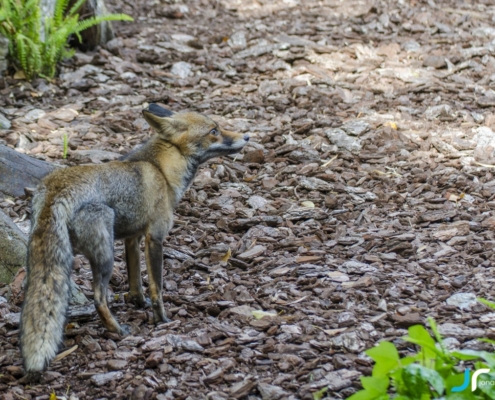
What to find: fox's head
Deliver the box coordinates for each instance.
[142,103,249,163]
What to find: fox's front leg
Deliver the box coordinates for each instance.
[145,232,170,323]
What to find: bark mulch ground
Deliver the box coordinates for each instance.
[1,0,495,398]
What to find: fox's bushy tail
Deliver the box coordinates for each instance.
[20,196,73,373]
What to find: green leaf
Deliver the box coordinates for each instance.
[404,364,445,395]
[477,298,495,311]
[361,376,389,395]
[400,356,416,367]
[365,341,400,377]
[403,325,440,361]
[401,365,432,398]
[477,373,495,397]
[452,350,495,369]
[312,386,327,400]
[479,338,495,346]
[347,389,389,400]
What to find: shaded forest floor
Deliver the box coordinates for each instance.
[1,0,495,398]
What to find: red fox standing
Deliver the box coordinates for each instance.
[20,103,249,377]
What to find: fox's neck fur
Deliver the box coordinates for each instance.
[126,136,201,206]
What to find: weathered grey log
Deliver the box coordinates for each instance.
[0,209,27,284]
[76,0,115,50]
[41,0,115,50]
[0,36,8,76]
[0,144,57,198]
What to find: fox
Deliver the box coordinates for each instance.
[20,103,249,378]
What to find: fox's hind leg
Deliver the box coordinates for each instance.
[145,229,171,323]
[71,204,129,335]
[124,236,148,308]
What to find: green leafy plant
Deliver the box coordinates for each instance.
[0,0,133,79]
[346,300,495,400]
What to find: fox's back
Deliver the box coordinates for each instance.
[35,160,170,239]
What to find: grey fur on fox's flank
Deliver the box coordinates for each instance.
[20,104,249,375]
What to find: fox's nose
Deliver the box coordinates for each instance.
[243,135,250,142]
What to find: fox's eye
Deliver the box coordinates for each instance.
[209,128,220,136]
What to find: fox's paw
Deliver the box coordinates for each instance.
[153,310,172,324]
[127,293,149,309]
[119,324,132,336]
[19,371,43,384]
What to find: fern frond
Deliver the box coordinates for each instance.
[66,0,86,19]
[1,0,133,80]
[53,0,70,27]
[73,14,134,34]
[14,33,28,76]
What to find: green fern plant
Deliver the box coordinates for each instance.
[0,0,133,79]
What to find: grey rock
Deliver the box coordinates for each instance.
[473,27,495,38]
[289,148,320,163]
[181,339,204,353]
[60,64,102,85]
[325,128,362,152]
[477,96,495,108]
[299,177,333,192]
[425,104,456,121]
[0,113,11,129]
[258,383,289,400]
[341,120,370,136]
[446,292,477,310]
[90,371,123,386]
[234,42,280,59]
[337,312,357,327]
[228,31,247,50]
[247,195,269,210]
[22,109,46,123]
[340,260,377,274]
[171,61,193,79]
[4,312,20,327]
[472,112,485,123]
[69,279,88,305]
[438,323,485,339]
[442,337,460,351]
[332,331,365,353]
[237,245,266,260]
[107,359,128,371]
[473,126,495,163]
[105,37,124,54]
[258,80,283,96]
[423,55,446,69]
[402,40,421,51]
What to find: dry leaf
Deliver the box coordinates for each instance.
[384,121,398,129]
[221,248,232,262]
[300,201,315,208]
[252,310,277,320]
[14,70,26,80]
[323,327,348,336]
[53,345,78,362]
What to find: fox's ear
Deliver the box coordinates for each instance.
[148,103,174,118]
[142,104,175,131]
[143,104,186,139]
